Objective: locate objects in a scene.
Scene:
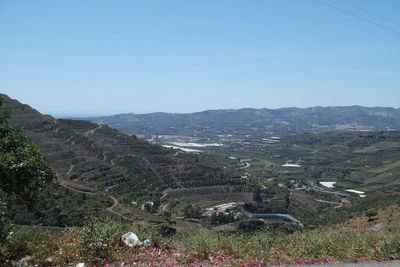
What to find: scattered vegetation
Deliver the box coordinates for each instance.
[1,216,400,266]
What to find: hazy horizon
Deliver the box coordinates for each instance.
[43,104,400,119]
[3,92,400,118]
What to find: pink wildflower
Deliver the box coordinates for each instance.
[164,260,174,267]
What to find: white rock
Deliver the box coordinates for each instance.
[282,163,301,167]
[121,232,142,247]
[345,189,365,194]
[319,182,336,188]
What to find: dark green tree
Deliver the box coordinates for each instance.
[183,204,202,219]
[253,185,262,203]
[0,97,55,205]
[366,209,378,222]
[210,211,235,224]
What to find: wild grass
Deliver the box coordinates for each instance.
[2,217,400,266]
[177,227,400,265]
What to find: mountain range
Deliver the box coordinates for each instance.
[81,106,400,137]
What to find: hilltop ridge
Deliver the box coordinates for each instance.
[81,105,400,137]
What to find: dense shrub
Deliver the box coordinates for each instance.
[243,200,286,214]
[0,226,56,264]
[183,205,202,219]
[210,211,235,224]
[238,219,265,231]
[79,217,121,262]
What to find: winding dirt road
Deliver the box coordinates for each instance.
[66,164,74,175]
[105,195,138,222]
[58,178,137,222]
[84,124,103,137]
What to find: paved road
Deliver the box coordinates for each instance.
[286,261,400,267]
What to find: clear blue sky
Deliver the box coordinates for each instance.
[1,0,399,116]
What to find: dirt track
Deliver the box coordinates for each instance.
[58,178,138,222]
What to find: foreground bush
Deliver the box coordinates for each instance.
[0,225,59,265]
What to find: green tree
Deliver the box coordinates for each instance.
[366,209,378,222]
[0,97,55,205]
[210,211,235,224]
[183,204,202,219]
[253,185,262,203]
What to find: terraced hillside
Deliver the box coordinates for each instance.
[196,130,400,225]
[5,94,399,228]
[0,94,242,225]
[233,131,400,189]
